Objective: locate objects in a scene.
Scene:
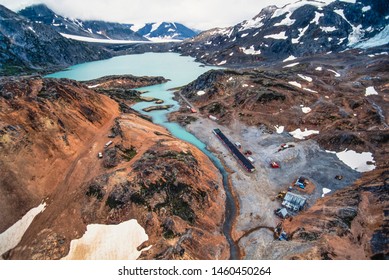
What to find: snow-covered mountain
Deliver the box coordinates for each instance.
[0,5,111,75]
[132,22,198,41]
[18,4,198,42]
[18,4,147,41]
[177,0,389,65]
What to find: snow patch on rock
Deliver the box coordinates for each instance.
[283,55,297,62]
[298,74,312,82]
[0,202,46,257]
[289,81,302,88]
[274,125,285,134]
[283,62,300,68]
[327,69,341,77]
[326,150,375,172]
[264,31,287,40]
[322,188,332,197]
[290,128,319,139]
[365,86,378,96]
[62,220,149,260]
[240,45,261,55]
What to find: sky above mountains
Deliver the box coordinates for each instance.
[1,0,339,30]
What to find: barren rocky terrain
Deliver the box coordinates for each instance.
[0,76,228,260]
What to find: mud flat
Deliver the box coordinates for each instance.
[184,117,361,259]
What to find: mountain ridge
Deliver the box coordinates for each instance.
[18,4,198,42]
[0,4,111,75]
[176,0,389,66]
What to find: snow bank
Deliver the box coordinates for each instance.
[290,128,319,139]
[365,86,378,96]
[322,188,331,197]
[239,17,264,31]
[292,25,309,44]
[322,26,337,32]
[240,45,261,55]
[327,150,375,172]
[298,74,312,82]
[28,26,36,34]
[327,69,341,77]
[303,88,318,93]
[315,67,323,71]
[217,60,227,65]
[283,55,297,62]
[274,125,285,134]
[60,33,181,44]
[289,81,302,88]
[264,31,288,40]
[272,0,326,19]
[283,62,300,68]
[362,6,371,12]
[197,90,206,96]
[88,84,101,89]
[62,220,149,260]
[310,12,324,25]
[0,202,46,257]
[302,107,312,113]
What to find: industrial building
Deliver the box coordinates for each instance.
[282,192,307,211]
[212,128,255,173]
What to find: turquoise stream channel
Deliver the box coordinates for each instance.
[47,52,239,259]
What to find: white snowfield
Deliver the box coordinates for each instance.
[302,107,312,113]
[62,220,149,260]
[322,188,332,197]
[290,128,319,139]
[365,86,378,96]
[283,62,300,68]
[326,150,375,172]
[239,16,264,32]
[60,33,181,43]
[327,69,341,77]
[303,88,318,93]
[272,0,326,20]
[292,25,309,44]
[283,55,297,62]
[0,202,47,258]
[288,81,302,88]
[240,45,261,55]
[298,74,313,82]
[197,90,206,96]
[274,125,285,134]
[264,31,288,40]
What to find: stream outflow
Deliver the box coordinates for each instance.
[133,96,240,260]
